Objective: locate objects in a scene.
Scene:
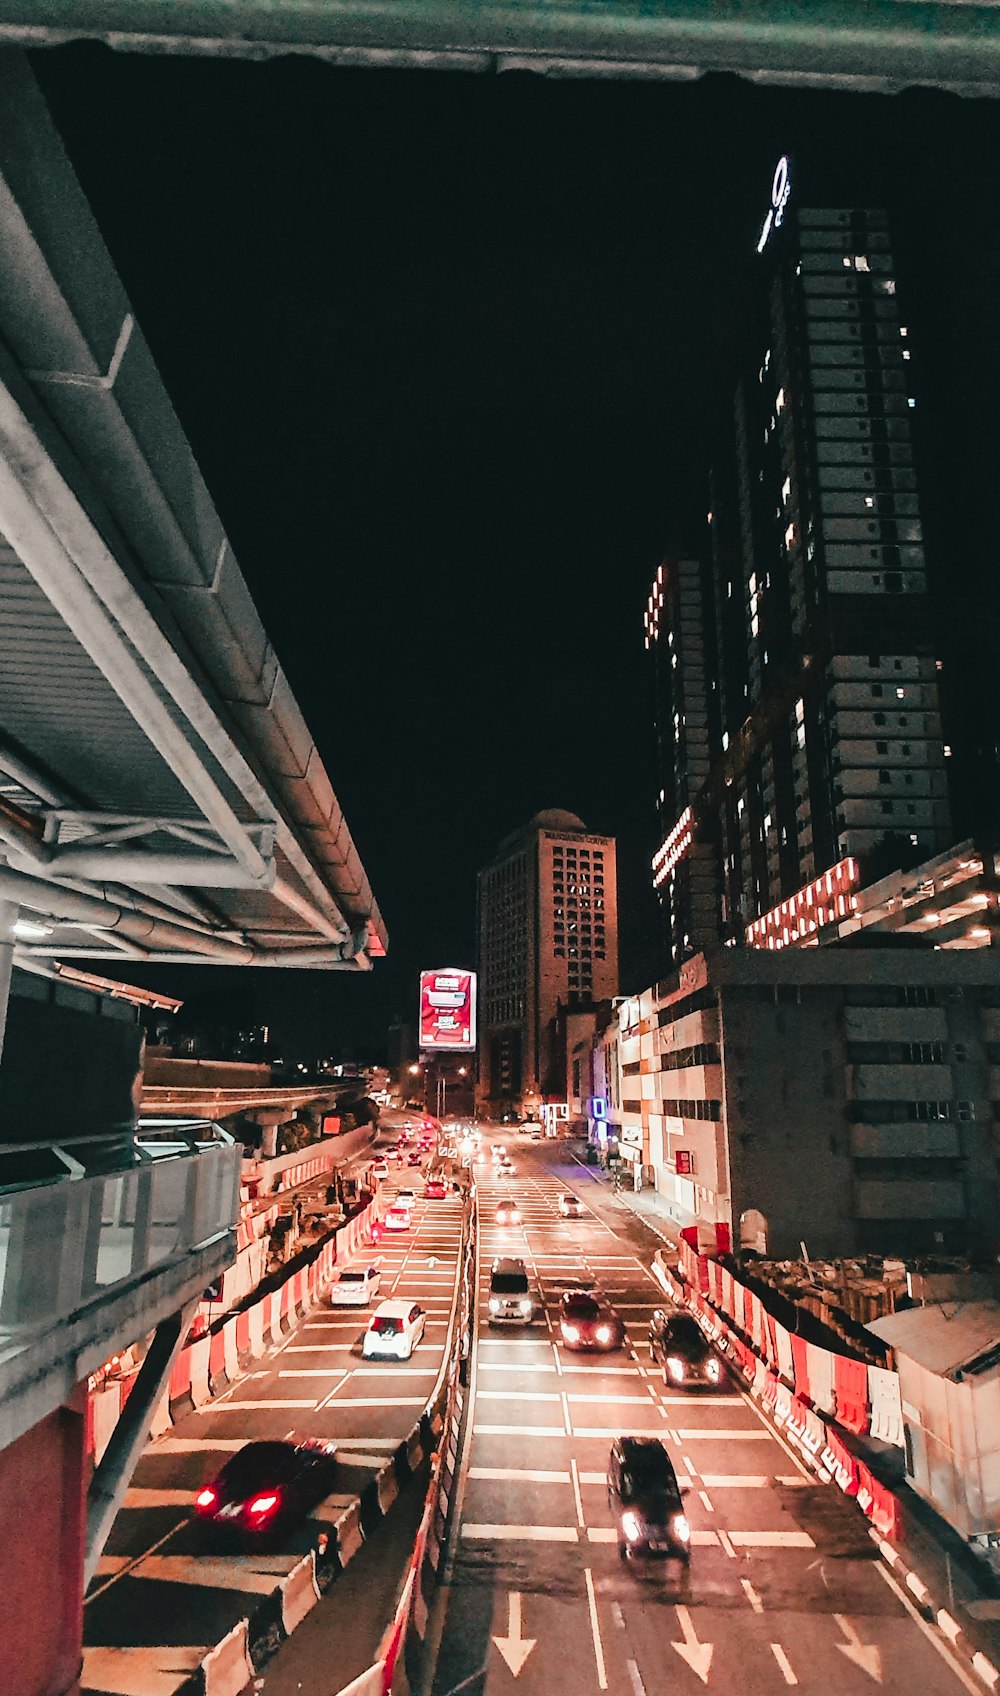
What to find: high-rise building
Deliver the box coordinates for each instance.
[476,810,618,1111]
[648,160,955,963]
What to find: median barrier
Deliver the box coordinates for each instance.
[201,1620,254,1696]
[281,1551,321,1635]
[173,1189,477,1696]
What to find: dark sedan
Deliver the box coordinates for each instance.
[558,1290,625,1351]
[648,1309,725,1388]
[194,1439,338,1538]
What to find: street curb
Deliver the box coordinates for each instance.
[653,1256,1000,1693]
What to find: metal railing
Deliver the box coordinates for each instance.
[0,1124,241,1333]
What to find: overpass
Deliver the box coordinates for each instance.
[1,0,1000,95]
[0,49,385,1696]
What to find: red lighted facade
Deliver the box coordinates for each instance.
[419,968,477,1052]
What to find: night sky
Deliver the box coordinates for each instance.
[27,48,1000,1058]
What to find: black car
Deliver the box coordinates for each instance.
[558,1291,625,1352]
[648,1309,724,1388]
[607,1436,690,1561]
[194,1439,338,1538]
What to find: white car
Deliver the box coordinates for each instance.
[363,1299,427,1360]
[384,1204,411,1232]
[396,1188,416,1209]
[329,1264,381,1306]
[499,1159,516,1177]
[559,1193,585,1219]
[372,1160,389,1181]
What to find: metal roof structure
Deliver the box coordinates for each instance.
[3,0,1000,95]
[0,53,386,976]
[868,1303,1000,1381]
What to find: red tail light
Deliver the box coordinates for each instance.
[195,1487,218,1511]
[247,1491,280,1521]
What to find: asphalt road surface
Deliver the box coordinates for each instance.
[81,1149,466,1696]
[428,1134,980,1696]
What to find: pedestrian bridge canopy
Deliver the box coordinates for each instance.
[3,0,1000,94]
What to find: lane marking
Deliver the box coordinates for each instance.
[875,1564,980,1696]
[674,1429,771,1441]
[561,1391,573,1435]
[770,1644,798,1685]
[315,1371,351,1409]
[741,1578,764,1614]
[683,1455,698,1478]
[475,1390,561,1403]
[718,1529,737,1558]
[584,1566,609,1691]
[729,1530,814,1548]
[627,1658,647,1696]
[122,1489,194,1509]
[461,1524,578,1542]
[194,1399,316,1411]
[469,1468,569,1483]
[473,1424,568,1437]
[570,1457,586,1528]
[611,1602,625,1629]
[699,1490,715,1513]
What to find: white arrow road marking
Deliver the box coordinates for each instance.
[492,1591,536,1677]
[834,1615,883,1683]
[672,1605,714,1684]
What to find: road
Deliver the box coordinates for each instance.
[81,1144,466,1696]
[429,1134,980,1696]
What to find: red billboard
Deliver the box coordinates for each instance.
[419,967,476,1052]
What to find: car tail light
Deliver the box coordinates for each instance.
[195,1486,217,1511]
[247,1492,280,1521]
[562,1323,580,1342]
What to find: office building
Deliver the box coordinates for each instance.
[648,162,954,963]
[592,944,1000,1259]
[476,810,618,1112]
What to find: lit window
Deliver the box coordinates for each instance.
[902,350,911,361]
[896,687,905,699]
[776,388,786,413]
[944,744,952,758]
[883,280,896,295]
[795,698,804,723]
[782,476,791,504]
[784,522,795,548]
[842,257,851,269]
[900,326,908,337]
[854,255,870,273]
[865,496,875,508]
[908,397,916,408]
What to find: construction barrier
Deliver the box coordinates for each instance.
[676,1240,904,1443]
[201,1621,254,1696]
[653,1251,904,1541]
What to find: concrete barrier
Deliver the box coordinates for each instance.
[201,1619,254,1696]
[281,1551,321,1634]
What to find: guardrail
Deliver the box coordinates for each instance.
[0,1126,241,1333]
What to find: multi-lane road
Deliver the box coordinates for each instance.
[429,1135,980,1696]
[82,1152,466,1696]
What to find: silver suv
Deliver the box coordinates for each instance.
[487,1256,536,1325]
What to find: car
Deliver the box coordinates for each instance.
[396,1187,416,1208]
[408,1150,423,1166]
[425,1177,448,1200]
[194,1438,338,1538]
[493,1144,507,1159]
[558,1290,625,1351]
[363,1299,427,1359]
[498,1158,515,1176]
[393,1149,406,1166]
[488,1256,536,1324]
[372,1160,389,1181]
[648,1310,725,1388]
[607,1436,690,1563]
[328,1264,381,1306]
[531,1128,545,1141]
[558,1192,585,1219]
[495,1199,521,1226]
[384,1204,411,1232]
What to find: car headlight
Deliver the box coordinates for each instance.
[562,1323,580,1342]
[621,1511,642,1543]
[596,1325,613,1344]
[672,1513,691,1543]
[666,1355,685,1382]
[489,1297,501,1314]
[519,1298,533,1315]
[707,1357,720,1380]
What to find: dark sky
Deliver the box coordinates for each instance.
[26,48,1000,1058]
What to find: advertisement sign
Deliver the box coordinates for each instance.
[675,1148,694,1175]
[419,968,476,1051]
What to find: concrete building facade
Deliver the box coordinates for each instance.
[476,810,618,1112]
[590,945,1000,1259]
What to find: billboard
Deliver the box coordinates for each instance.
[419,967,476,1052]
